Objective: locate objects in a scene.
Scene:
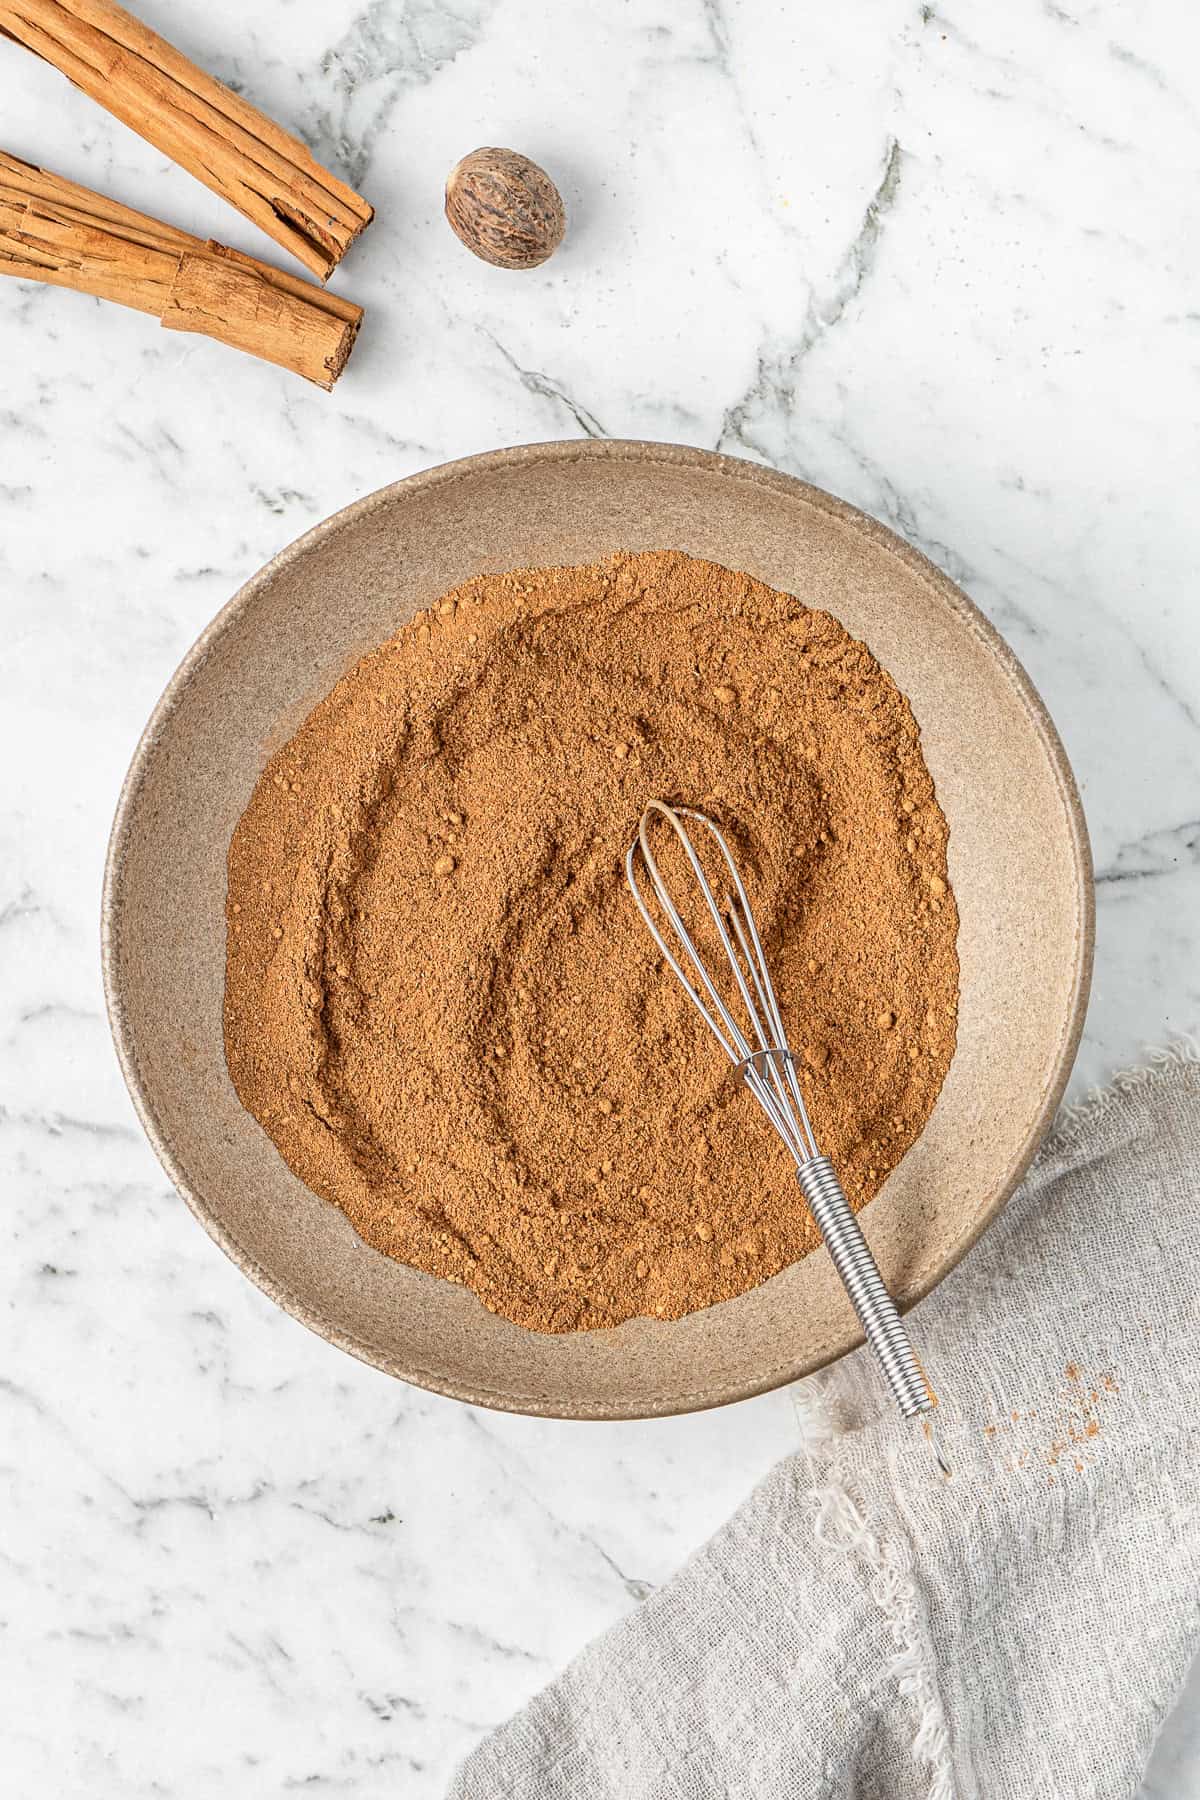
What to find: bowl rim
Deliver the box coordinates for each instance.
[102,438,1095,1417]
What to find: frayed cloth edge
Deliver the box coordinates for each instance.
[795,1385,960,1799]
[1037,1036,1200,1158]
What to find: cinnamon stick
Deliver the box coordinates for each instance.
[0,0,373,280]
[0,150,362,388]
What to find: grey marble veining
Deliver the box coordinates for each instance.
[1,0,1197,1793]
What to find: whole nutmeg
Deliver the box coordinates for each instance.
[445,147,566,269]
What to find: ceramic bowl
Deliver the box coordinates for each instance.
[103,441,1093,1418]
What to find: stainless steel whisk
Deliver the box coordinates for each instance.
[626,800,949,1476]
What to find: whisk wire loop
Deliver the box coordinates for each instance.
[723,893,820,1161]
[626,801,819,1164]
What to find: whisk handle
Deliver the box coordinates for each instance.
[797,1156,934,1421]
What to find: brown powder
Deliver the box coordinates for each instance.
[223,550,959,1332]
[986,1362,1120,1476]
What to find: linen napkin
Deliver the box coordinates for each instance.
[450,1049,1200,1799]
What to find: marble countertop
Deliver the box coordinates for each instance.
[3,0,1197,1793]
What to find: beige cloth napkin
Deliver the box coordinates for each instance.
[450,1050,1200,1799]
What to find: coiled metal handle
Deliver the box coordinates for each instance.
[797,1155,933,1420]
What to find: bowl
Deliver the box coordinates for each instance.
[103,441,1093,1418]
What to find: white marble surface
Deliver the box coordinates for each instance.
[2,0,1198,1793]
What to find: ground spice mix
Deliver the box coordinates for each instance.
[224,551,959,1332]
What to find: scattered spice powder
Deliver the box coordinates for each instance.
[223,550,959,1331]
[987,1360,1120,1476]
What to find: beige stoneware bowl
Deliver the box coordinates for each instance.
[103,441,1093,1419]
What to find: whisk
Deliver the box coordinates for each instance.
[626,800,949,1477]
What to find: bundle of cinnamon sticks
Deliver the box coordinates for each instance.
[0,0,373,387]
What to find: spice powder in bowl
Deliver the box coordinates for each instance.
[224,551,958,1333]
